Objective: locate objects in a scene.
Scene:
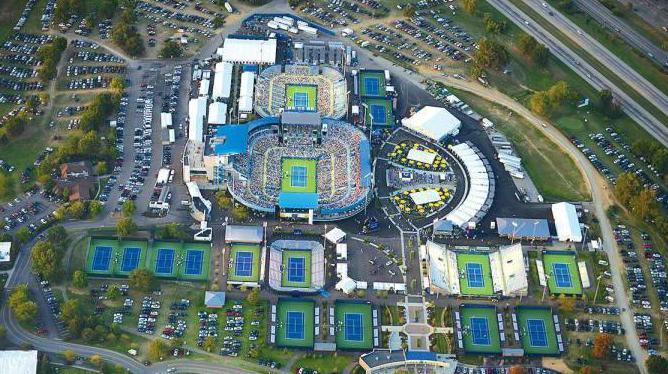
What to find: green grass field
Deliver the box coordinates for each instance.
[515,306,560,355]
[275,299,315,349]
[286,84,317,110]
[359,71,386,97]
[363,97,394,127]
[228,244,262,282]
[456,252,494,296]
[459,304,502,354]
[542,251,582,295]
[334,301,374,350]
[281,249,312,288]
[281,158,317,194]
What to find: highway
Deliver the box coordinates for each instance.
[487,0,668,148]
[572,0,668,68]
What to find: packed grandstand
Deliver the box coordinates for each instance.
[254,64,347,118]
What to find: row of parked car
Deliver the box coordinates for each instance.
[71,51,124,64]
[564,318,624,335]
[66,64,126,77]
[641,233,668,311]
[138,296,161,335]
[136,0,216,37]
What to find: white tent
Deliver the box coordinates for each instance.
[0,241,11,263]
[336,277,357,295]
[445,143,491,227]
[409,189,441,205]
[238,71,255,113]
[160,112,172,129]
[218,37,277,65]
[0,350,37,374]
[401,106,461,141]
[188,97,208,143]
[208,102,227,125]
[212,62,233,100]
[324,227,346,244]
[407,148,437,164]
[198,78,210,97]
[552,202,582,242]
[336,243,348,260]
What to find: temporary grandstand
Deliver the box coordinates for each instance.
[254,64,347,118]
[268,239,325,293]
[426,241,528,297]
[203,112,372,221]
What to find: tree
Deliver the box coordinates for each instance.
[246,287,260,305]
[483,13,506,34]
[473,38,508,70]
[647,355,668,374]
[9,285,37,324]
[148,339,168,361]
[110,76,125,96]
[3,116,26,139]
[116,217,137,238]
[215,190,232,209]
[599,89,622,118]
[213,16,225,29]
[159,39,183,59]
[528,91,550,116]
[579,366,593,374]
[462,0,478,15]
[66,201,86,219]
[107,285,120,300]
[509,366,524,374]
[546,81,570,105]
[15,227,31,244]
[129,268,154,291]
[122,200,136,217]
[592,333,613,358]
[0,174,15,200]
[160,223,188,240]
[89,354,103,367]
[96,161,108,176]
[47,225,67,248]
[631,188,659,221]
[203,336,216,352]
[232,205,249,221]
[403,5,416,18]
[558,294,575,312]
[615,172,641,206]
[62,349,76,363]
[31,240,61,280]
[72,270,88,288]
[89,200,103,217]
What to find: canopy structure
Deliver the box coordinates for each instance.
[238,71,255,113]
[552,202,582,242]
[401,106,461,141]
[188,97,208,143]
[208,102,227,125]
[445,143,493,228]
[407,148,437,164]
[212,62,233,100]
[496,218,550,239]
[0,350,37,374]
[324,227,346,244]
[409,189,441,205]
[218,36,277,65]
[225,225,263,243]
[205,291,226,308]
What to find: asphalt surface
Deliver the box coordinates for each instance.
[488,0,668,148]
[572,0,668,67]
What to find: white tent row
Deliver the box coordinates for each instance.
[199,78,210,97]
[552,202,582,242]
[208,102,227,125]
[188,97,208,143]
[445,143,491,227]
[212,62,233,100]
[238,71,255,113]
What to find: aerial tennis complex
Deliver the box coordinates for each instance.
[334,301,376,350]
[456,304,502,354]
[539,251,583,295]
[514,306,563,355]
[273,299,316,349]
[268,239,324,292]
[86,238,210,281]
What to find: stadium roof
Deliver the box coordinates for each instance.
[218,36,277,65]
[0,350,37,374]
[225,225,263,243]
[188,97,208,143]
[281,111,321,126]
[208,102,227,125]
[552,202,582,242]
[278,192,319,209]
[401,106,461,141]
[407,148,437,164]
[212,125,248,155]
[212,62,233,100]
[496,218,550,239]
[410,189,441,205]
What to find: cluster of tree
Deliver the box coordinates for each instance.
[36,37,67,83]
[517,33,549,66]
[159,39,183,59]
[0,114,28,142]
[598,89,623,119]
[54,0,119,24]
[528,81,572,116]
[129,268,154,291]
[0,173,16,201]
[483,13,506,34]
[30,225,68,281]
[615,173,667,238]
[117,200,137,238]
[462,0,478,15]
[631,140,668,183]
[54,200,103,219]
[647,355,668,374]
[60,298,121,341]
[472,38,508,77]
[213,16,226,29]
[592,333,613,358]
[112,7,145,57]
[9,284,38,323]
[158,223,190,240]
[148,337,187,360]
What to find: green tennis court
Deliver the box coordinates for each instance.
[335,301,373,350]
[281,158,317,193]
[113,240,148,276]
[179,242,211,281]
[228,244,262,282]
[149,241,182,278]
[363,97,394,127]
[281,249,312,288]
[286,84,317,110]
[516,306,560,355]
[275,299,315,348]
[359,71,386,97]
[457,252,494,296]
[86,238,120,275]
[459,304,501,354]
[542,251,582,295]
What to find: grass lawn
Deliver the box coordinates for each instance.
[22,0,47,34]
[542,251,583,295]
[227,244,261,283]
[280,158,317,194]
[515,306,560,355]
[334,301,374,350]
[285,84,317,110]
[281,249,312,288]
[380,304,402,326]
[430,333,450,353]
[275,298,315,349]
[459,304,501,354]
[456,252,494,296]
[359,70,386,97]
[0,0,28,42]
[292,353,356,374]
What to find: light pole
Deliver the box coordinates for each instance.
[532,220,539,247]
[593,274,603,304]
[541,274,550,303]
[361,102,374,140]
[511,221,518,244]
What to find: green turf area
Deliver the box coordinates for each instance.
[281,249,312,288]
[285,84,317,110]
[542,251,582,295]
[227,244,262,282]
[0,0,28,42]
[359,71,386,97]
[515,306,560,355]
[275,299,315,349]
[456,252,494,296]
[363,97,394,127]
[334,301,374,350]
[459,304,502,354]
[280,158,317,194]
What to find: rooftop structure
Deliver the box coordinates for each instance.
[402,106,461,142]
[496,218,551,240]
[224,225,263,243]
[551,202,582,242]
[0,350,38,374]
[218,36,277,65]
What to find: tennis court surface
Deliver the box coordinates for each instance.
[459,304,501,354]
[275,299,315,348]
[363,98,394,127]
[286,84,317,110]
[335,301,373,350]
[359,71,386,97]
[281,249,312,288]
[516,306,560,355]
[86,238,147,276]
[542,251,582,295]
[456,252,494,296]
[228,244,261,282]
[281,158,317,194]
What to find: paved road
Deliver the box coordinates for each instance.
[572,0,668,67]
[487,0,668,148]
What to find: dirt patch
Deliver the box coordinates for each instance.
[542,357,573,374]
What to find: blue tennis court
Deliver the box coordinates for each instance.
[155,248,175,274]
[527,319,548,347]
[287,257,305,283]
[92,246,112,271]
[235,251,253,277]
[552,263,572,288]
[120,247,141,272]
[370,104,386,124]
[293,92,308,108]
[344,313,363,342]
[291,166,307,188]
[184,250,203,275]
[286,311,304,340]
[364,77,380,96]
[470,317,491,345]
[466,263,484,288]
